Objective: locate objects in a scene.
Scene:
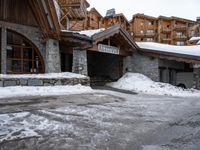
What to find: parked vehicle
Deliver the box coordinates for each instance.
[176,72,193,88]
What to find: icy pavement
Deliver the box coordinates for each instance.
[0,89,200,150]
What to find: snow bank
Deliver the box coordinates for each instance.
[0,85,93,99]
[137,42,200,57]
[0,72,86,79]
[108,73,200,97]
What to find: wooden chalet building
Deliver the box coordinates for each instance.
[0,0,138,84]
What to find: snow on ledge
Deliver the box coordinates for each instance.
[0,85,93,99]
[136,42,200,57]
[0,72,87,79]
[62,28,105,37]
[189,37,200,41]
[108,73,200,97]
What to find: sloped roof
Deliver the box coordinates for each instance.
[137,42,200,63]
[92,25,138,50]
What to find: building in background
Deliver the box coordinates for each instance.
[100,10,130,31]
[130,14,199,46]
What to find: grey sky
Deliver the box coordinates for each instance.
[87,0,200,21]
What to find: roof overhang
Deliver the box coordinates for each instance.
[138,48,200,64]
[60,31,92,49]
[89,25,138,56]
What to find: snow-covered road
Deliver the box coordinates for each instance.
[0,89,200,150]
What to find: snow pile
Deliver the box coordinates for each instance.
[0,72,87,79]
[108,73,200,97]
[0,85,93,99]
[136,42,200,57]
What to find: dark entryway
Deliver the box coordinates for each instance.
[61,52,73,72]
[87,51,124,85]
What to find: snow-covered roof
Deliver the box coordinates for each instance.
[73,28,105,37]
[197,40,200,45]
[136,42,200,57]
[62,28,105,37]
[189,37,200,41]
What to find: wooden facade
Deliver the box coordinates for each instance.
[130,13,199,45]
[68,7,102,31]
[101,13,130,31]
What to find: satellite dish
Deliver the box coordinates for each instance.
[106,8,116,17]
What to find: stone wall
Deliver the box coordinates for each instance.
[193,68,200,90]
[72,49,88,76]
[0,77,90,87]
[131,53,159,81]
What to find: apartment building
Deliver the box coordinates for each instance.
[130,14,199,45]
[130,14,157,42]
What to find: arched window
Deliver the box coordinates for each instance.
[6,30,44,74]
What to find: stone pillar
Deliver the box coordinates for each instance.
[123,56,133,73]
[1,27,7,74]
[45,39,61,73]
[193,68,200,90]
[72,48,88,76]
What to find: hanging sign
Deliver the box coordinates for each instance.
[98,44,120,55]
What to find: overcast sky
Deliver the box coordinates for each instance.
[87,0,199,21]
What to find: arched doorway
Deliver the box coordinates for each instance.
[6,30,45,74]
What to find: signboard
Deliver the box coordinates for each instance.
[98,44,120,55]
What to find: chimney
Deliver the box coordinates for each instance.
[197,17,200,23]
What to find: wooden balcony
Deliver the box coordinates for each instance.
[161,28,171,33]
[146,32,156,37]
[174,35,188,40]
[162,38,171,41]
[174,25,187,31]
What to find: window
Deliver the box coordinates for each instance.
[148,21,154,26]
[140,30,144,34]
[6,31,44,74]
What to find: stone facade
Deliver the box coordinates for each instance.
[0,21,45,58]
[0,77,90,87]
[72,49,88,76]
[193,68,200,90]
[0,21,62,74]
[131,53,159,81]
[1,27,7,74]
[45,39,61,73]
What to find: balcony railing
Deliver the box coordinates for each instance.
[161,28,171,33]
[174,25,187,30]
[162,38,171,41]
[174,35,187,39]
